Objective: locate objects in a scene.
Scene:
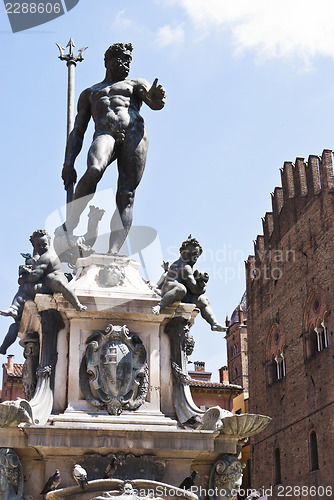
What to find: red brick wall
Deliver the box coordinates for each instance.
[226,323,249,390]
[1,371,24,401]
[1,360,24,401]
[246,150,334,499]
[190,389,234,411]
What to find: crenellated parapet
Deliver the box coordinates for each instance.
[247,149,334,271]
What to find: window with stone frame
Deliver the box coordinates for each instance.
[275,350,286,380]
[303,292,329,359]
[267,350,286,384]
[266,324,286,385]
[305,314,329,358]
[315,315,329,351]
[230,344,238,357]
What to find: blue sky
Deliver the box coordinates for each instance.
[1,0,334,382]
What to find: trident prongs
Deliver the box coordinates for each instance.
[56,38,88,65]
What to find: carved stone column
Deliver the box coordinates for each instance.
[164,317,229,429]
[20,332,40,401]
[209,455,246,500]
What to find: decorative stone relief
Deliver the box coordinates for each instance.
[0,309,65,427]
[209,455,245,500]
[83,453,166,482]
[165,318,194,388]
[0,448,24,500]
[20,332,40,401]
[164,317,228,429]
[97,264,125,287]
[80,324,149,415]
[0,400,33,427]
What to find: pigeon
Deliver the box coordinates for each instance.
[40,469,61,494]
[20,252,33,265]
[73,464,88,489]
[245,492,261,500]
[182,415,202,429]
[104,455,117,479]
[179,470,198,490]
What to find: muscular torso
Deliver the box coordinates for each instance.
[89,78,146,137]
[33,251,64,279]
[163,258,205,298]
[165,259,194,286]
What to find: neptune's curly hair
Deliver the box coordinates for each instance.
[104,43,133,67]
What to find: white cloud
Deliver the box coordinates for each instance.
[112,10,133,29]
[164,0,334,64]
[156,23,185,47]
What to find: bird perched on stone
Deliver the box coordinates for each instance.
[20,252,33,265]
[182,415,202,429]
[73,464,88,489]
[40,469,61,494]
[179,470,198,490]
[245,492,261,500]
[104,455,117,479]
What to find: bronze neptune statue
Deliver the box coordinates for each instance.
[61,43,166,254]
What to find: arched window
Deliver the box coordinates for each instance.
[312,315,329,353]
[303,291,329,359]
[267,324,286,385]
[274,447,282,485]
[309,431,319,472]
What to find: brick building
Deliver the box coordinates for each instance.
[246,149,334,499]
[188,361,242,412]
[225,292,248,398]
[1,354,24,401]
[225,297,251,497]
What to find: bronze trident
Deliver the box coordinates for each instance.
[56,38,88,214]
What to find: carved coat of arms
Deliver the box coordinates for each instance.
[80,324,149,415]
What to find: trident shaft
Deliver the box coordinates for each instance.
[56,38,88,212]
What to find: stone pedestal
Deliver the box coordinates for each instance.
[0,255,271,500]
[43,254,199,423]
